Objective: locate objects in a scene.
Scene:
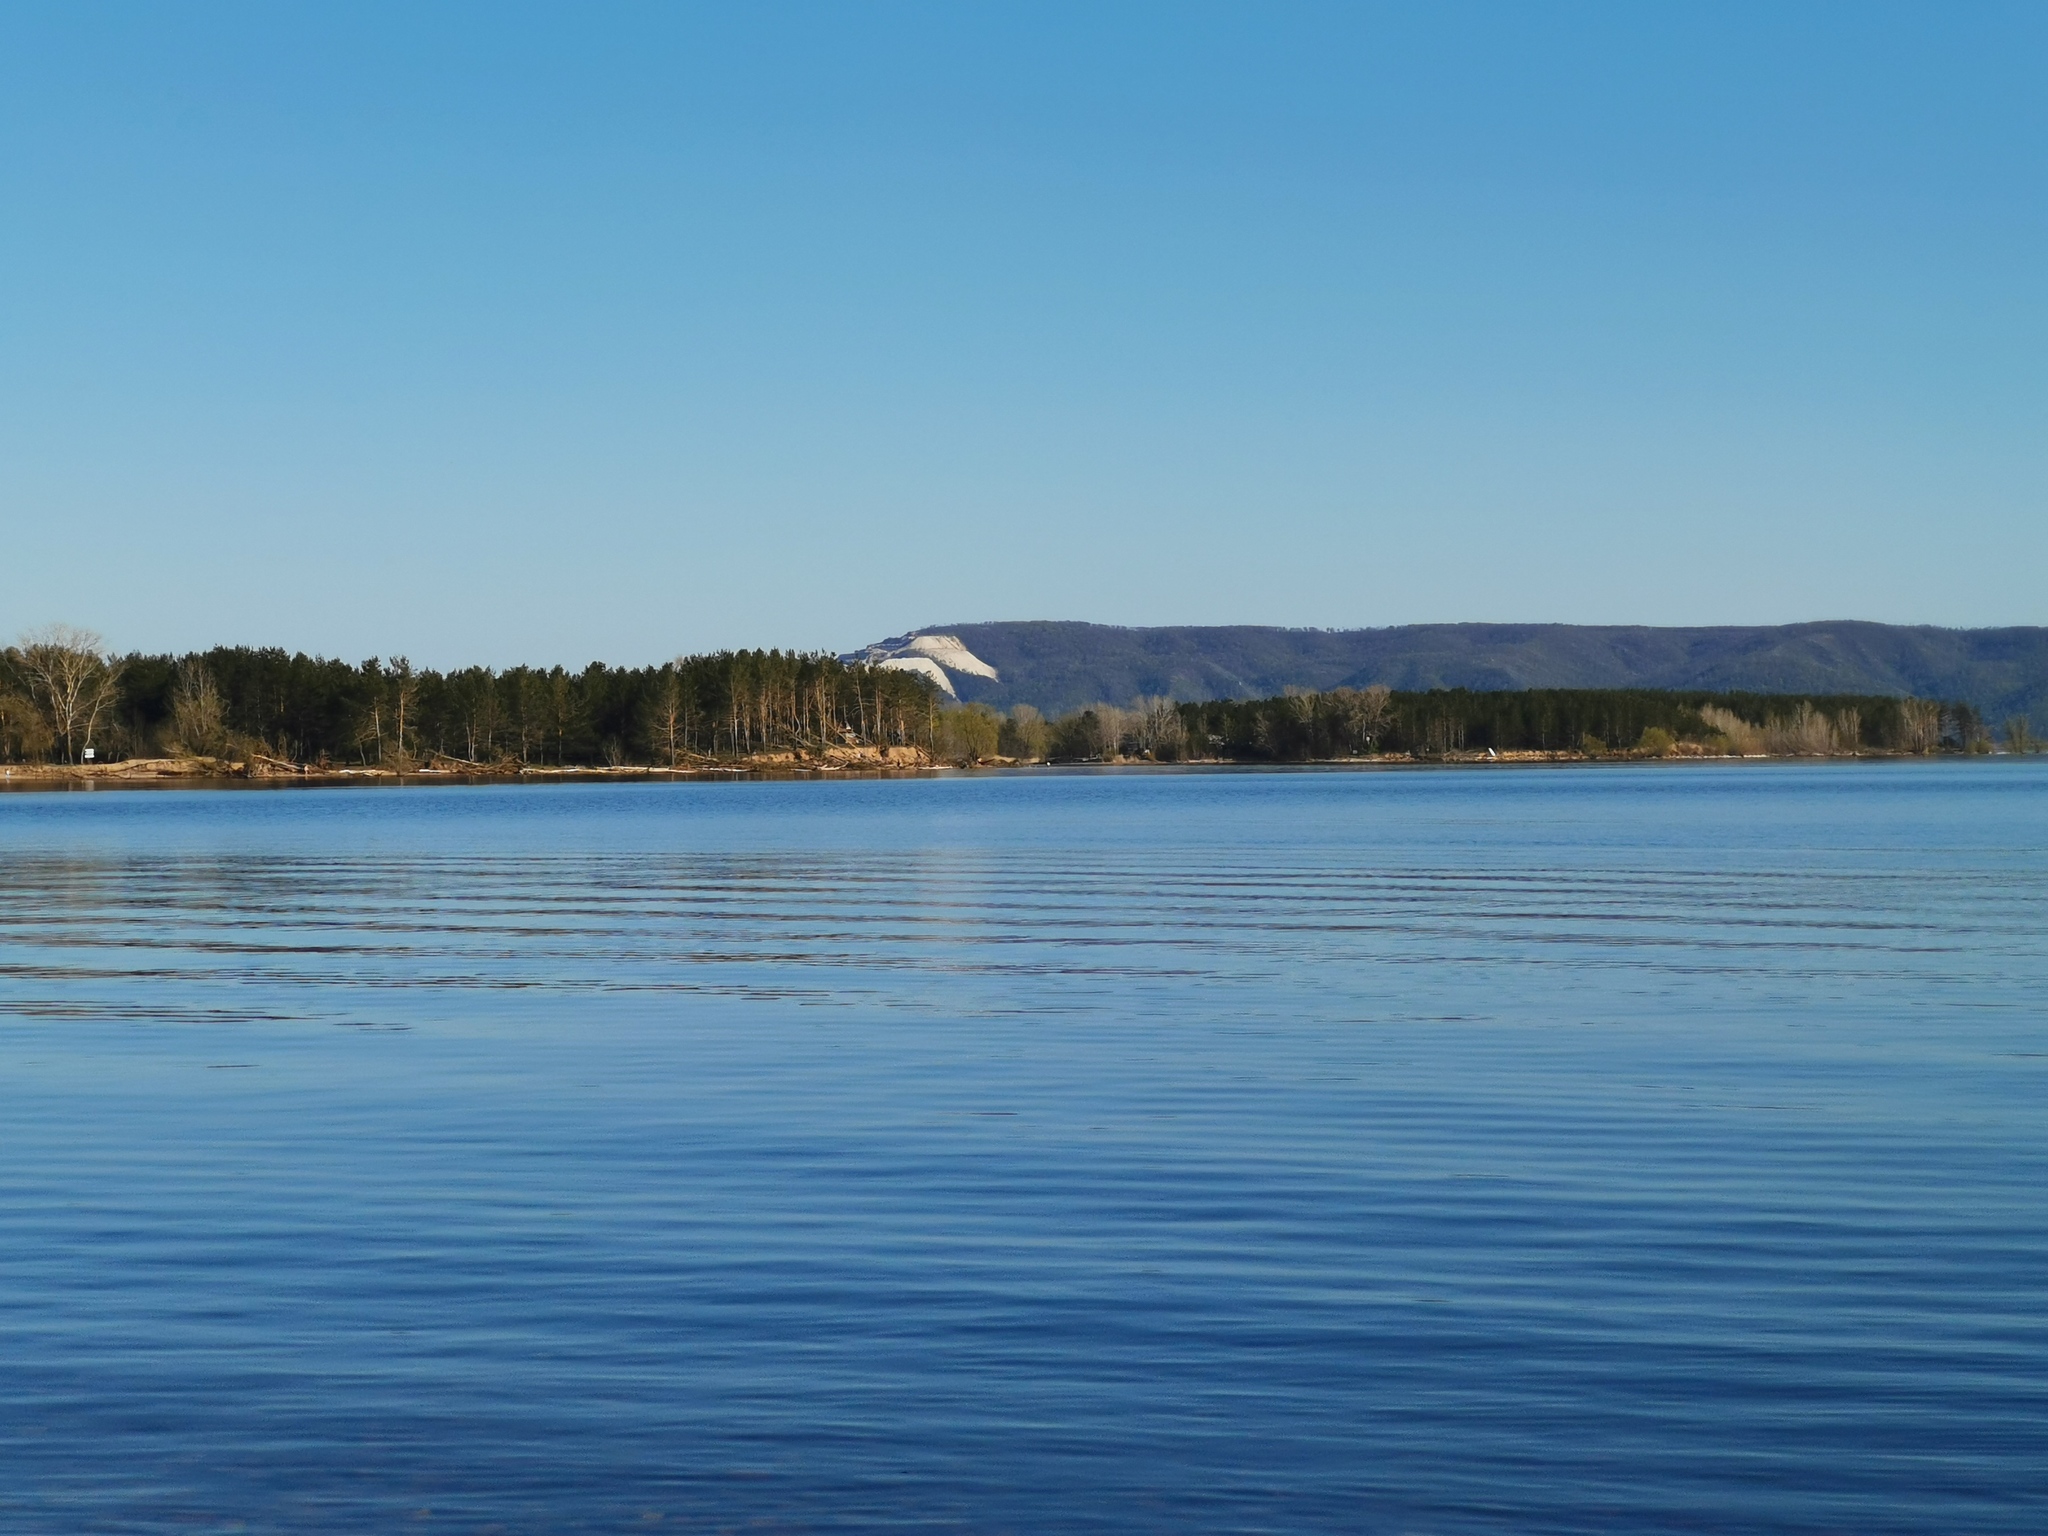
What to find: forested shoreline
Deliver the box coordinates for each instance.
[1170,686,2001,759]
[0,629,942,771]
[0,625,2029,777]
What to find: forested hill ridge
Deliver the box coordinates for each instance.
[900,621,2048,724]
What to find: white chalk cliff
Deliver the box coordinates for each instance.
[840,633,1000,698]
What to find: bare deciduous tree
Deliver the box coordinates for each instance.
[170,659,229,757]
[1325,684,1393,754]
[15,625,125,764]
[1358,684,1393,749]
[1698,704,1763,755]
[388,657,420,770]
[1898,698,1941,754]
[1132,696,1184,760]
[647,664,686,766]
[1764,701,1834,756]
[355,698,384,765]
[450,667,500,763]
[1832,708,1861,755]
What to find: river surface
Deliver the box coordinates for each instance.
[1,763,2044,1533]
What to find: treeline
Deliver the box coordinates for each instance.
[1161,687,1998,759]
[0,624,2028,770]
[927,685,2009,763]
[0,628,944,766]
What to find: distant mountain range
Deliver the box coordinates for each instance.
[846,621,2048,724]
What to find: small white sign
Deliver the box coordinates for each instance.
[83,747,95,761]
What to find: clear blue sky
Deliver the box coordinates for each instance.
[3,3,2043,666]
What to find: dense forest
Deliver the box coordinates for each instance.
[0,626,2023,771]
[985,686,1997,762]
[1167,686,1996,760]
[0,630,944,768]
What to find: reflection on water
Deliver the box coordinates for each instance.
[2,765,2045,1533]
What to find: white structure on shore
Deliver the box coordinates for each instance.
[839,633,999,698]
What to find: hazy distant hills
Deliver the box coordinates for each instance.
[881,621,2048,723]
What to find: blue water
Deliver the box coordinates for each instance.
[2,763,2045,1533]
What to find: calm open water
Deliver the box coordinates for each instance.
[1,763,2044,1534]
